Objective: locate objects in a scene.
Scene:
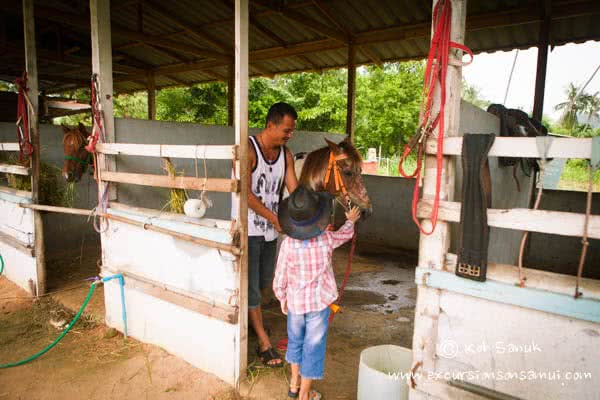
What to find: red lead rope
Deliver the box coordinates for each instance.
[398,0,472,235]
[328,231,357,324]
[15,72,34,162]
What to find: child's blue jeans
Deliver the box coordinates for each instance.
[285,307,330,379]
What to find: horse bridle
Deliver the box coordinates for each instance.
[323,151,352,210]
[63,130,92,171]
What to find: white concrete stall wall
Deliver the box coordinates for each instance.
[0,189,36,292]
[411,102,600,400]
[0,122,99,255]
[100,119,345,385]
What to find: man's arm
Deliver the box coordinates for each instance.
[284,146,298,194]
[247,142,282,232]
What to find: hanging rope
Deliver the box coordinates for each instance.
[15,72,34,162]
[328,231,357,324]
[398,0,472,235]
[575,137,599,297]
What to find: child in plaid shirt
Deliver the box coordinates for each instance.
[274,185,360,400]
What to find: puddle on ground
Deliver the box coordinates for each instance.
[341,290,387,306]
[381,279,401,285]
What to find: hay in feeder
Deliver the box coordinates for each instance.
[1,154,76,207]
[162,157,188,214]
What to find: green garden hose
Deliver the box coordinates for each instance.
[0,282,97,369]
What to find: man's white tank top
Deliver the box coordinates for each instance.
[233,136,286,242]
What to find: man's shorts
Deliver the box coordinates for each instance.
[248,236,277,309]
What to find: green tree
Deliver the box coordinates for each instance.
[462,80,490,109]
[355,62,424,157]
[555,83,588,134]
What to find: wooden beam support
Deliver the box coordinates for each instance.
[234,0,249,388]
[532,0,551,121]
[147,71,156,120]
[345,44,356,139]
[103,268,239,324]
[23,0,46,296]
[252,0,350,43]
[0,143,20,151]
[91,0,117,204]
[417,199,600,240]
[0,163,30,175]
[29,5,232,63]
[425,136,594,159]
[228,64,234,126]
[100,171,239,193]
[96,143,238,160]
[101,213,241,256]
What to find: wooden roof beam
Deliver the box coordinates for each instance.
[143,0,232,54]
[251,0,351,43]
[21,5,233,63]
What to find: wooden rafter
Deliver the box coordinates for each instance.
[251,0,350,43]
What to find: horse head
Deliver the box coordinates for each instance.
[299,136,372,218]
[62,122,91,182]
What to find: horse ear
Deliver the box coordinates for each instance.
[324,138,338,151]
[78,122,87,135]
[61,124,69,134]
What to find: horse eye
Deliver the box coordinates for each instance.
[343,170,353,177]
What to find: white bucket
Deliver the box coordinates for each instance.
[357,345,412,400]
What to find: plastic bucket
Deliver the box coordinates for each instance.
[357,345,412,400]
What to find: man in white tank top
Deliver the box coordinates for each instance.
[246,102,298,367]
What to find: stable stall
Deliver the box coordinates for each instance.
[1,0,599,396]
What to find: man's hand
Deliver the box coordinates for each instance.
[271,216,283,233]
[345,206,361,224]
[280,299,288,315]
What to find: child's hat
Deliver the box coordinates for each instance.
[278,185,332,240]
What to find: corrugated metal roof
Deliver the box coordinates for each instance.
[1,0,599,93]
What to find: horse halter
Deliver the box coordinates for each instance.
[323,151,352,210]
[63,130,91,170]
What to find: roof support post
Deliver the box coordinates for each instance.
[228,63,235,126]
[23,0,46,296]
[345,44,356,139]
[90,0,116,201]
[410,0,467,397]
[147,71,156,120]
[233,0,249,389]
[532,0,552,121]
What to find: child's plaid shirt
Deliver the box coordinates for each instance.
[273,220,355,315]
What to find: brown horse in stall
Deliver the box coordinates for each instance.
[62,123,93,182]
[298,136,372,218]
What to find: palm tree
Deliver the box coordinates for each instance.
[582,92,600,129]
[554,83,588,134]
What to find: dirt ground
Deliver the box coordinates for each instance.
[0,243,417,400]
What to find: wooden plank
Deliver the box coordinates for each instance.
[0,185,33,202]
[415,267,600,324]
[91,0,117,203]
[0,163,30,175]
[0,230,34,257]
[102,267,238,325]
[102,211,240,256]
[100,171,238,193]
[444,253,600,298]
[20,203,94,216]
[0,143,20,151]
[532,1,551,121]
[96,143,237,160]
[23,0,45,297]
[417,199,600,239]
[426,136,593,159]
[234,0,249,389]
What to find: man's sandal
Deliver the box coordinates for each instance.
[256,346,283,368]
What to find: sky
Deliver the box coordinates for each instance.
[462,40,600,123]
